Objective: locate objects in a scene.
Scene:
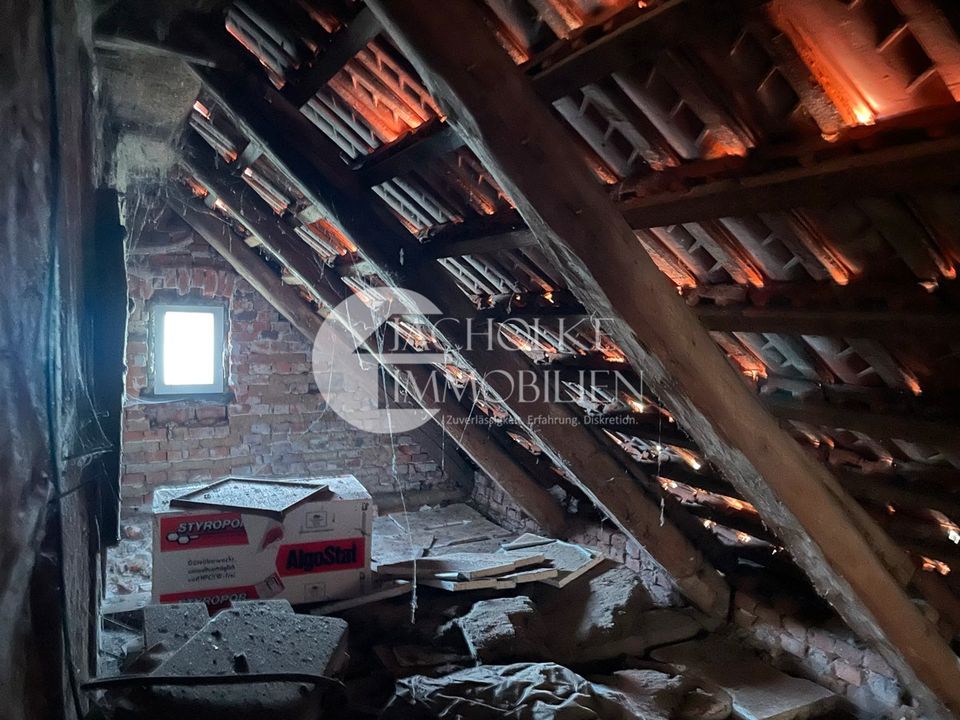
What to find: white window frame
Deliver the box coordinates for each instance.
[153,304,226,395]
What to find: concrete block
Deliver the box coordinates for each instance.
[142,602,208,652]
[456,596,549,662]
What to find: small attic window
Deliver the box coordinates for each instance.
[153,305,225,395]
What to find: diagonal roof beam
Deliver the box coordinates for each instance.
[187,55,730,616]
[365,1,960,717]
[695,304,960,341]
[282,8,381,108]
[764,395,960,452]
[620,134,960,228]
[170,177,567,538]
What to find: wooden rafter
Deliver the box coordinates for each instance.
[695,304,960,341]
[364,2,960,716]
[619,135,960,229]
[283,8,381,108]
[766,396,960,452]
[187,53,730,617]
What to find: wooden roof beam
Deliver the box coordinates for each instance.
[424,228,537,260]
[282,8,381,109]
[621,135,960,228]
[365,2,960,716]
[695,304,960,341]
[766,395,960,453]
[488,301,960,343]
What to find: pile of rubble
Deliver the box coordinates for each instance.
[94,504,842,720]
[371,504,605,592]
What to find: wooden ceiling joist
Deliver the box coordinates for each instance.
[695,304,960,341]
[189,54,730,618]
[423,228,537,260]
[283,8,381,108]
[620,135,960,229]
[172,172,568,538]
[364,1,960,716]
[766,395,960,452]
[528,0,705,103]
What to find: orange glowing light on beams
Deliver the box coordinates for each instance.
[192,101,212,120]
[186,177,209,198]
[920,556,951,576]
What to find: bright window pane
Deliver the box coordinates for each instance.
[163,311,216,386]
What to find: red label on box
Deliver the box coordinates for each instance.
[276,537,365,577]
[159,584,259,610]
[160,512,249,552]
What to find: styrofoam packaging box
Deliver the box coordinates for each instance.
[152,476,372,610]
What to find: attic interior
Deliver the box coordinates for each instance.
[11,0,960,718]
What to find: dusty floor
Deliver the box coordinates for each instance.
[96,504,864,720]
[107,515,152,598]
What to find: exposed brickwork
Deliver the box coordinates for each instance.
[470,472,681,606]
[120,234,469,511]
[733,590,914,718]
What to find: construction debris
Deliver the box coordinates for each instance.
[420,575,517,592]
[379,661,732,720]
[652,637,837,720]
[97,504,844,720]
[308,579,412,615]
[377,551,545,580]
[139,604,349,718]
[371,507,600,593]
[157,604,348,676]
[228,598,294,614]
[596,669,732,720]
[142,602,208,653]
[456,596,550,663]
[501,534,603,588]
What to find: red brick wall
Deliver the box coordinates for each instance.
[120,233,470,511]
[734,590,913,718]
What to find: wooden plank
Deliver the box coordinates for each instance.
[283,8,381,108]
[356,118,463,187]
[530,0,702,102]
[765,395,960,452]
[189,54,729,617]
[365,2,960,716]
[425,228,537,259]
[620,135,960,229]
[695,304,960,340]
[172,179,567,538]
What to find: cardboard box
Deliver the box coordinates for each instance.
[152,476,372,610]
